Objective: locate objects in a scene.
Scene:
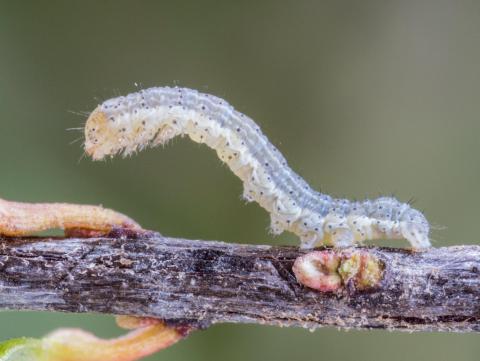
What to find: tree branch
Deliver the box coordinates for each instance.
[0,233,479,332]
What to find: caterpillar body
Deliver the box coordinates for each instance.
[84,86,430,249]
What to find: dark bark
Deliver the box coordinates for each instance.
[0,233,479,332]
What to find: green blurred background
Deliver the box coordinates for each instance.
[1,0,479,360]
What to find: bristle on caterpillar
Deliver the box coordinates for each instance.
[84,86,431,249]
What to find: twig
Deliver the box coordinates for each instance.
[0,233,479,332]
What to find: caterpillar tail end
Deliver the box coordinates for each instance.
[404,229,431,250]
[400,209,432,250]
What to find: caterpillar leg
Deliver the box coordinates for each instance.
[323,216,355,247]
[42,316,189,361]
[328,227,355,247]
[0,198,141,237]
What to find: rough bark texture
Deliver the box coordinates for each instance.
[0,233,479,332]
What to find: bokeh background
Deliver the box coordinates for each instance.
[1,0,479,360]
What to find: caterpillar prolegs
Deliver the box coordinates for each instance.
[84,86,430,249]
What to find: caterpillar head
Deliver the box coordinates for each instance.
[85,99,179,160]
[84,108,120,160]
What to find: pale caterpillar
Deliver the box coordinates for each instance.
[84,86,431,249]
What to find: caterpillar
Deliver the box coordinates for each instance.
[84,86,430,249]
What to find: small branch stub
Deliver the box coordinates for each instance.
[292,250,384,292]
